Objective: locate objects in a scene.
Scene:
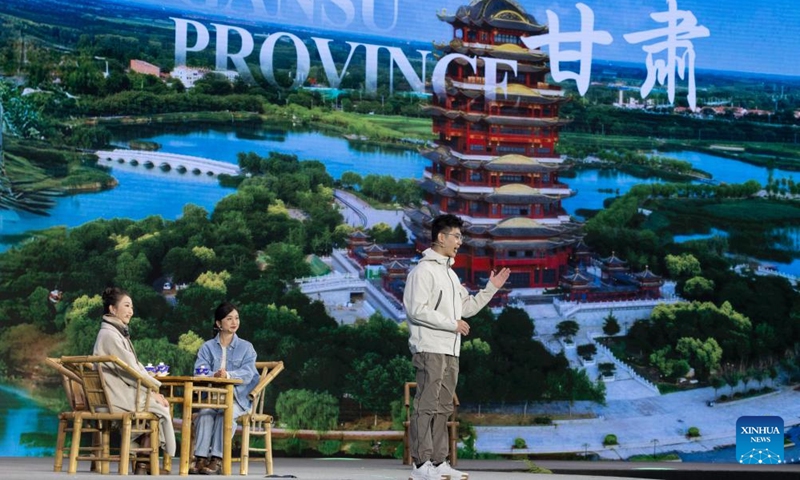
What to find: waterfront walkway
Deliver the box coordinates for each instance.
[475,384,800,461]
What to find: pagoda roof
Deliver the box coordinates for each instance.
[486,154,558,173]
[486,184,560,204]
[422,106,569,126]
[438,0,547,34]
[488,216,569,237]
[349,230,369,239]
[490,237,576,249]
[634,266,663,282]
[384,259,408,270]
[602,252,628,267]
[561,268,592,285]
[435,53,549,74]
[441,40,548,63]
[363,243,387,253]
[421,147,568,173]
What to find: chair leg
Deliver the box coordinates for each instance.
[265,423,273,476]
[119,418,132,475]
[239,421,250,476]
[97,426,110,474]
[68,416,83,474]
[149,419,160,476]
[54,417,67,472]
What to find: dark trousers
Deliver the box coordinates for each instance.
[409,352,459,465]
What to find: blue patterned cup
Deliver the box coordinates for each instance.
[195,365,210,376]
[145,363,157,376]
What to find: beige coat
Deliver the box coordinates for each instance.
[93,315,176,456]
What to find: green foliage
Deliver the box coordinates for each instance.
[603,434,618,446]
[602,312,621,337]
[317,440,342,456]
[665,253,702,279]
[275,389,339,431]
[687,426,701,438]
[556,320,580,339]
[346,354,414,415]
[513,437,528,449]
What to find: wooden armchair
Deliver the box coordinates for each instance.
[46,357,97,473]
[57,355,163,475]
[235,361,284,475]
[402,381,460,466]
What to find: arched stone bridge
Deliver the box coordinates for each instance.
[96,149,240,177]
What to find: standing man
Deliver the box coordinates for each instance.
[403,214,510,480]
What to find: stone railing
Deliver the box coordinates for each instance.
[592,336,660,394]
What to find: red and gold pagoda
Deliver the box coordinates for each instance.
[406,0,582,289]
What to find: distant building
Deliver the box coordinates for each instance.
[169,66,239,88]
[130,59,160,77]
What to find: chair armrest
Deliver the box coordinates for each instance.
[248,361,285,402]
[45,357,83,384]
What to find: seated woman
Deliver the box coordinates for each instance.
[93,286,176,473]
[190,301,258,475]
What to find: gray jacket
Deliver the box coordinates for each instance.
[403,248,498,357]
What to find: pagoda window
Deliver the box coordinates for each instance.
[469,171,483,182]
[469,144,485,151]
[501,205,524,216]
[542,173,550,183]
[499,174,523,184]
[537,146,552,154]
[534,269,541,284]
[491,204,498,215]
[533,127,541,137]
[533,108,541,118]
[480,31,488,42]
[534,204,541,215]
[447,199,460,211]
[467,30,477,42]
[543,106,552,116]
[525,250,534,258]
[471,124,487,132]
[501,127,529,135]
[497,145,526,154]
[508,250,518,258]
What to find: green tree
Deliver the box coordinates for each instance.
[556,320,580,340]
[346,354,414,424]
[602,311,620,337]
[683,276,715,300]
[665,253,702,279]
[275,389,339,431]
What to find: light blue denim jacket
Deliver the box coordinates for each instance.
[194,334,259,412]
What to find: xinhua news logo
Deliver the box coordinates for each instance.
[736,416,784,464]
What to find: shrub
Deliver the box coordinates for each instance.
[533,416,553,425]
[687,427,701,438]
[513,437,528,449]
[317,440,342,456]
[603,434,618,446]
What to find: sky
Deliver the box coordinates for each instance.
[116,0,800,77]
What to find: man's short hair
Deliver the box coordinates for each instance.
[431,214,464,244]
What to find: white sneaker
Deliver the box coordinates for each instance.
[434,461,468,480]
[410,460,440,480]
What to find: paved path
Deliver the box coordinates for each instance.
[476,385,800,460]
[335,189,405,229]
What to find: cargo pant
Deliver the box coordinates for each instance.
[409,352,459,465]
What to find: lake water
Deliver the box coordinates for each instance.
[4,127,799,267]
[0,385,57,457]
